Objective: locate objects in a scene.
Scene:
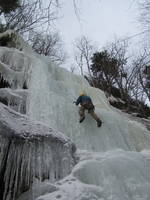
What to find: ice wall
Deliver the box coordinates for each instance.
[0,31,76,200]
[0,88,28,113]
[0,103,75,200]
[27,54,150,152]
[0,30,34,90]
[0,47,32,89]
[26,51,150,200]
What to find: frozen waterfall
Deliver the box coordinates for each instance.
[26,50,150,200]
[0,31,76,200]
[28,54,150,152]
[0,31,150,200]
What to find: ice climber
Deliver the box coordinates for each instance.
[74,92,102,127]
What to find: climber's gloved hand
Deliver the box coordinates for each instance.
[73,101,76,104]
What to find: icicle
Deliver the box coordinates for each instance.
[0,47,32,90]
[0,134,75,200]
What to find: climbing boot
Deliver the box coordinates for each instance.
[79,116,85,123]
[97,119,102,127]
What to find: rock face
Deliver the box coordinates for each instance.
[0,103,76,200]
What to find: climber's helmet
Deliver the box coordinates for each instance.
[79,92,86,96]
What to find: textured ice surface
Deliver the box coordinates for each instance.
[0,102,75,140]
[37,150,150,200]
[0,88,28,113]
[27,54,150,152]
[17,180,58,200]
[0,47,32,89]
[0,31,77,200]
[25,50,150,200]
[0,103,75,200]
[0,31,33,89]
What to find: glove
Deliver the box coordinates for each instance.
[73,101,76,104]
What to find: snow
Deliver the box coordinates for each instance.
[0,30,33,53]
[36,150,150,200]
[17,180,58,200]
[0,102,75,141]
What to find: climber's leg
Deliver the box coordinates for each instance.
[79,106,85,123]
[89,110,102,127]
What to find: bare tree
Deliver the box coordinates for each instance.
[133,49,150,102]
[139,0,150,30]
[1,0,89,35]
[97,39,131,99]
[69,64,77,74]
[29,31,67,65]
[2,0,59,35]
[109,40,150,103]
[75,53,84,76]
[138,0,150,46]
[90,38,149,104]
[74,35,96,78]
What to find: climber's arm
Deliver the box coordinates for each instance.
[74,96,81,105]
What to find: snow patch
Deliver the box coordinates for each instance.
[37,150,150,200]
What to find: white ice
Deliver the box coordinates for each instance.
[0,88,28,113]
[27,54,150,152]
[0,102,75,200]
[37,149,150,200]
[25,50,150,199]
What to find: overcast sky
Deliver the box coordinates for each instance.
[55,0,141,67]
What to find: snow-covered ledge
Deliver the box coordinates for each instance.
[0,30,32,53]
[0,31,34,90]
[0,88,28,114]
[0,103,76,200]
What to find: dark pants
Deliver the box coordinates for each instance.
[79,105,101,122]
